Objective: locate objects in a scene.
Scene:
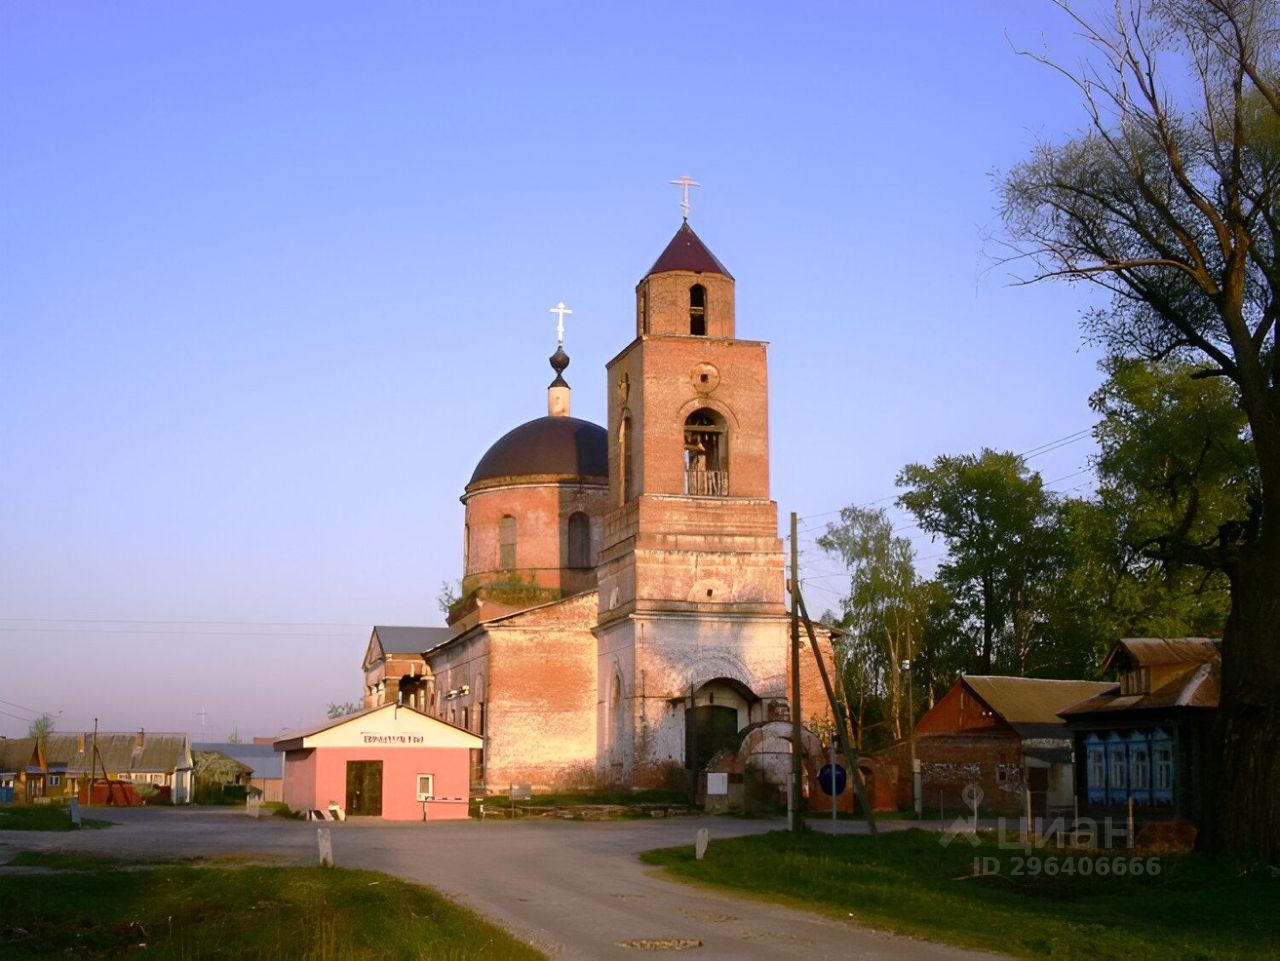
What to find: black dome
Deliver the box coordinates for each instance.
[469,416,608,487]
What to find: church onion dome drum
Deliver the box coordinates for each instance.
[467,415,608,489]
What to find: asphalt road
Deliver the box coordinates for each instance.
[1,808,1001,961]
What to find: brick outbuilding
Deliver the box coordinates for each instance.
[881,676,1113,817]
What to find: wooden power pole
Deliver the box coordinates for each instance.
[790,511,803,833]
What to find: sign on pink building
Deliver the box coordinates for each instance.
[274,704,482,821]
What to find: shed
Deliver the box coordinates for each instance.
[274,703,481,821]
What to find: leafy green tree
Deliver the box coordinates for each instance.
[1092,357,1257,577]
[818,506,923,741]
[1000,0,1280,859]
[897,450,1064,675]
[910,580,972,707]
[325,701,362,719]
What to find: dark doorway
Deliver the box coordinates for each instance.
[345,760,383,816]
[685,705,740,772]
[1028,766,1049,820]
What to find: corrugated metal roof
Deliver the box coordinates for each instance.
[373,626,454,655]
[1060,660,1220,717]
[962,676,1117,738]
[41,733,191,774]
[1104,637,1220,670]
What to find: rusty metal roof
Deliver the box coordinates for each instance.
[1102,637,1220,671]
[645,222,733,280]
[962,676,1117,739]
[468,415,608,487]
[1060,660,1220,718]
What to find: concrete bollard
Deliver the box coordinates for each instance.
[695,828,709,861]
[317,828,334,868]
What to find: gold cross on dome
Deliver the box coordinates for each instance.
[549,301,573,346]
[668,174,700,220]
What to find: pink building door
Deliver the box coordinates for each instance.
[345,760,382,816]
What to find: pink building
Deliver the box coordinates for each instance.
[275,704,482,821]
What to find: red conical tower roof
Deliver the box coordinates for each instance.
[645,222,733,280]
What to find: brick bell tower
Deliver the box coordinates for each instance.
[595,210,789,784]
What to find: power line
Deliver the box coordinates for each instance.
[0,696,55,717]
[0,628,356,638]
[796,425,1096,523]
[0,707,41,724]
[0,617,372,628]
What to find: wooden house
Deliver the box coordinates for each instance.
[1059,638,1219,826]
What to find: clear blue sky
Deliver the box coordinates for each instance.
[1,1,1111,738]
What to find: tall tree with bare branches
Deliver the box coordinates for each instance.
[1001,0,1280,860]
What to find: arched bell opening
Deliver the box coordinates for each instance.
[683,408,728,496]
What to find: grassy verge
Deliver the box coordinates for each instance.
[640,829,1280,960]
[4,851,163,871]
[0,863,546,960]
[0,807,111,831]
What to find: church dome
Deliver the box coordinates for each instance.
[468,416,608,487]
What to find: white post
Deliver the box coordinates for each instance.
[1127,797,1135,849]
[317,828,333,868]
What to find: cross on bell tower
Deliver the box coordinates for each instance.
[668,174,700,221]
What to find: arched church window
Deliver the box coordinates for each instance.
[620,413,636,504]
[684,408,727,496]
[567,511,592,568]
[463,523,471,572]
[499,515,517,569]
[689,284,706,336]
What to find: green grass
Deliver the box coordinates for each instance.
[640,829,1280,960]
[0,863,547,960]
[4,851,155,871]
[0,806,111,831]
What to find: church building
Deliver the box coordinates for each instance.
[361,208,833,792]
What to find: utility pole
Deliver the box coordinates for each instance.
[87,718,98,809]
[905,658,920,817]
[789,511,803,834]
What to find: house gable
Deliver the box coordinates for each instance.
[916,679,1014,737]
[362,630,386,672]
[275,704,482,752]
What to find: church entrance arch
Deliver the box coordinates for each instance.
[684,677,759,772]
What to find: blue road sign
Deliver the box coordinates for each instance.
[818,763,847,796]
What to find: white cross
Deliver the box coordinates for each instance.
[668,174,701,220]
[549,301,573,345]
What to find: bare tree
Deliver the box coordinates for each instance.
[1001,0,1280,860]
[27,713,55,742]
